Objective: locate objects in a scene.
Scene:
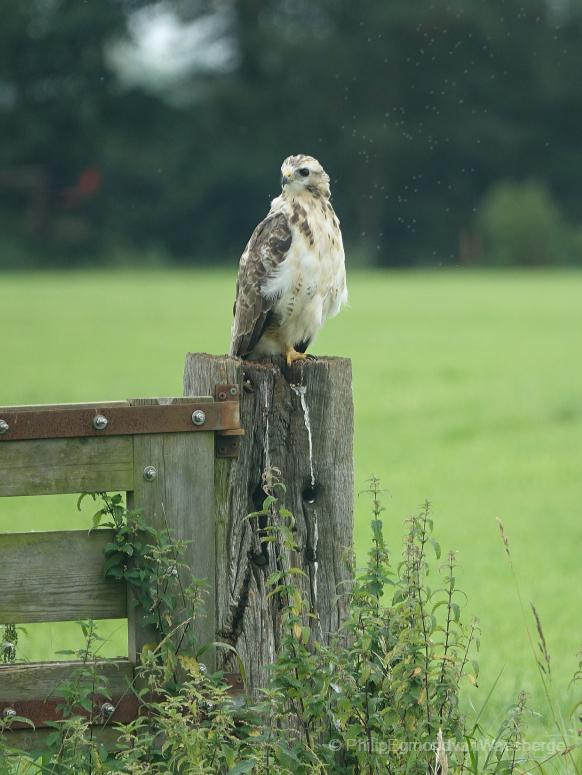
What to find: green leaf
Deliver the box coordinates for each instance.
[261,495,277,511]
[91,512,104,530]
[228,759,256,774]
[77,492,97,512]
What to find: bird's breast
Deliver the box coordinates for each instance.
[261,200,346,335]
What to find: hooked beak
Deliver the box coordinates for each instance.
[280,166,294,187]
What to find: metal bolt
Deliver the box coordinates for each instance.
[0,419,9,435]
[191,409,206,426]
[198,662,207,674]
[92,414,108,431]
[2,707,16,719]
[229,386,238,396]
[101,702,115,717]
[143,465,157,481]
[218,391,227,401]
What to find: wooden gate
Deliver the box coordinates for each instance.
[0,390,241,746]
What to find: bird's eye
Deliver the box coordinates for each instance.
[298,168,310,177]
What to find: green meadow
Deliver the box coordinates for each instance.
[1,268,581,733]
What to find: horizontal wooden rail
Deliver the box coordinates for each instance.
[0,436,134,497]
[0,658,133,702]
[0,659,136,731]
[0,529,126,623]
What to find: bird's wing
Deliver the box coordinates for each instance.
[230,212,292,357]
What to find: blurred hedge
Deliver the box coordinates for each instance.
[475,180,574,266]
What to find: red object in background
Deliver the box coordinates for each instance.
[62,167,102,208]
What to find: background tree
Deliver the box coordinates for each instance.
[0,0,580,267]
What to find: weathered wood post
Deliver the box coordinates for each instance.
[126,397,216,671]
[183,354,353,690]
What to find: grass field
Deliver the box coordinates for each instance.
[1,268,581,736]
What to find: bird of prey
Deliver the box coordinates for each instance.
[230,154,347,366]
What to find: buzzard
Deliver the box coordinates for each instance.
[230,155,347,365]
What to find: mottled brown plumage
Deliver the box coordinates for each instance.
[230,155,347,364]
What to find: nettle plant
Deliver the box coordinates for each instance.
[321,485,478,773]
[2,477,577,774]
[106,475,479,775]
[253,477,480,774]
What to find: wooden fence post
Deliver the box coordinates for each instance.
[127,397,216,671]
[183,354,353,690]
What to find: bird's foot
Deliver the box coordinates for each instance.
[285,347,308,367]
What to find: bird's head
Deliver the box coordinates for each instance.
[280,155,331,199]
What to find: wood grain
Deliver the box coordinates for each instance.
[0,658,133,702]
[127,398,216,670]
[0,530,126,623]
[183,353,353,690]
[0,436,133,497]
[0,400,129,412]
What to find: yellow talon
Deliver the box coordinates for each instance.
[285,347,308,367]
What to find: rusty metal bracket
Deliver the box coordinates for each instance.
[214,384,244,458]
[0,673,243,730]
[0,399,241,442]
[0,695,138,730]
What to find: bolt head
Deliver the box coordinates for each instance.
[2,707,16,719]
[229,386,238,396]
[92,414,108,431]
[101,702,115,717]
[218,391,227,401]
[0,419,9,435]
[191,409,206,426]
[143,465,157,481]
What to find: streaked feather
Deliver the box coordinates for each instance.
[230,155,347,359]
